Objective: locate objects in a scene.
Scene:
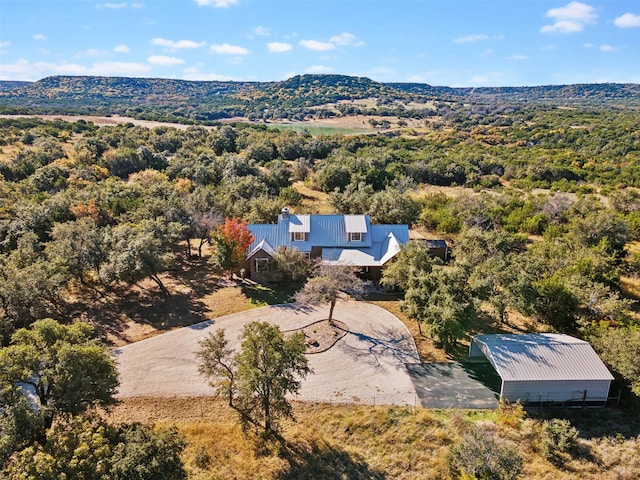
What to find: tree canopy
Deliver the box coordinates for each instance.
[0,319,118,428]
[294,263,366,324]
[198,321,311,437]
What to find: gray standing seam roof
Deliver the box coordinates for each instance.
[246,215,410,267]
[472,334,613,382]
[344,215,368,233]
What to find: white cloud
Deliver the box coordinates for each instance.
[0,59,151,81]
[151,38,205,49]
[482,49,496,56]
[468,72,506,87]
[407,74,429,83]
[97,2,128,9]
[300,32,364,51]
[508,54,529,61]
[0,41,10,50]
[305,65,334,74]
[541,1,597,34]
[599,44,616,52]
[90,61,151,75]
[254,26,270,36]
[33,34,47,41]
[583,43,595,48]
[114,44,130,53]
[356,66,396,81]
[267,42,292,53]
[210,43,249,55]
[147,55,184,66]
[182,66,236,81]
[454,34,489,43]
[131,2,143,7]
[299,39,335,51]
[194,0,238,7]
[541,20,584,33]
[329,32,365,47]
[85,48,108,57]
[614,13,640,28]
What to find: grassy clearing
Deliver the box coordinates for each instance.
[266,123,367,135]
[291,181,334,214]
[107,397,640,480]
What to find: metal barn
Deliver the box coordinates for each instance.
[469,334,613,406]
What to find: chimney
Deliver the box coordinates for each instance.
[281,207,290,220]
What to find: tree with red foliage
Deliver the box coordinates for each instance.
[210,217,254,278]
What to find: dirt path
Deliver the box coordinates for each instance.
[114,300,422,406]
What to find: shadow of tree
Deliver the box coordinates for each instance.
[278,437,386,480]
[66,255,221,343]
[240,282,299,306]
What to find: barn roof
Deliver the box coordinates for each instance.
[471,334,613,382]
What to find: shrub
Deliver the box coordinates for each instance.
[447,426,523,480]
[192,445,211,469]
[540,418,578,461]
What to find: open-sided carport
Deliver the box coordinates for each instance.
[407,362,499,409]
[469,333,613,406]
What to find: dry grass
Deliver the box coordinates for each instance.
[0,144,22,163]
[291,181,334,214]
[105,397,640,480]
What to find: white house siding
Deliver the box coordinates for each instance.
[501,379,611,404]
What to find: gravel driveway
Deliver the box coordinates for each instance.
[114,300,422,406]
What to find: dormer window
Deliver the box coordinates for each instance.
[344,215,367,242]
[292,232,306,242]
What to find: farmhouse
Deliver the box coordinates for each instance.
[245,209,409,281]
[469,333,613,406]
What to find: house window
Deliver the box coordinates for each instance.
[255,258,269,273]
[349,232,363,242]
[292,232,306,242]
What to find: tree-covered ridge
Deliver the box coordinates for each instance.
[1,75,639,120]
[250,74,409,107]
[2,75,260,99]
[391,82,640,105]
[0,81,31,92]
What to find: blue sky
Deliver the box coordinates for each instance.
[1,0,639,86]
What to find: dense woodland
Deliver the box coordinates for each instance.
[0,76,639,478]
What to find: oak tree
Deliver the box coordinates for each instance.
[198,321,311,437]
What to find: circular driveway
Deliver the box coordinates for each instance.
[114,300,423,406]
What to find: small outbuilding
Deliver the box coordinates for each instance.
[469,333,613,406]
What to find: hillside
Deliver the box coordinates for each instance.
[1,75,638,121]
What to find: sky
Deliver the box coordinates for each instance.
[1,0,639,87]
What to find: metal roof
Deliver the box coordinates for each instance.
[322,232,404,267]
[246,215,410,266]
[288,214,310,233]
[421,239,448,249]
[472,334,613,382]
[344,215,368,233]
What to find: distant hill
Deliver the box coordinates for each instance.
[0,80,32,91]
[0,74,638,120]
